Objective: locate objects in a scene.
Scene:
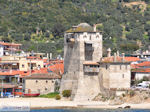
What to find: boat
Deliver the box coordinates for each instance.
[24,93,40,97]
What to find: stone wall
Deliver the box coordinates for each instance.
[60,31,102,101]
[24,79,56,94]
[100,63,131,89]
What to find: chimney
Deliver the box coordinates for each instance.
[107,48,111,57]
[47,53,49,59]
[50,53,52,60]
[114,53,117,62]
[117,51,119,57]
[93,24,96,32]
[122,53,125,62]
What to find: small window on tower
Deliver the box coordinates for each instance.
[83,35,87,38]
[22,64,25,68]
[106,65,108,69]
[90,35,91,40]
[122,74,124,78]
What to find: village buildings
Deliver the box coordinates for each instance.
[0,41,64,97]
[0,41,22,57]
[23,73,61,95]
[0,23,150,99]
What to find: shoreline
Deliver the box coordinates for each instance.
[0,98,150,110]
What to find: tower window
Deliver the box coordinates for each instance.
[126,65,128,70]
[90,35,91,40]
[22,64,25,68]
[84,43,93,61]
[106,65,108,69]
[122,74,124,78]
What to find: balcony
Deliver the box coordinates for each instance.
[84,66,99,73]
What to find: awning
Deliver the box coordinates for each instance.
[0,84,18,88]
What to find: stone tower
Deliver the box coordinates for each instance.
[60,23,102,101]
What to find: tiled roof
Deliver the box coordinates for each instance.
[0,70,20,76]
[24,73,61,79]
[27,56,40,59]
[102,56,140,63]
[124,57,140,62]
[0,41,22,46]
[0,83,18,88]
[132,68,150,73]
[83,61,99,65]
[48,63,64,75]
[136,61,150,67]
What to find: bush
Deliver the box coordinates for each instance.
[129,90,135,97]
[55,95,61,100]
[62,90,71,97]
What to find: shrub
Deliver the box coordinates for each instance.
[129,90,135,97]
[122,93,125,97]
[55,95,61,100]
[62,90,71,97]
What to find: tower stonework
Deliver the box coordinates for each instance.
[60,23,102,101]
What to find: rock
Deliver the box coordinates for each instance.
[124,106,131,109]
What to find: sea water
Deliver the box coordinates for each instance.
[31,109,150,112]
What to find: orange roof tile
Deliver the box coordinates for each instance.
[27,56,40,59]
[48,63,64,75]
[136,61,150,67]
[0,41,22,46]
[83,61,99,65]
[132,68,150,73]
[102,56,140,63]
[124,57,140,62]
[0,70,20,76]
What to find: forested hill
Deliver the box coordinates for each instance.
[0,0,150,56]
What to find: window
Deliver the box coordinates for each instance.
[96,35,99,38]
[46,80,48,83]
[106,65,108,69]
[120,65,122,70]
[36,80,38,83]
[45,88,47,90]
[85,43,93,61]
[22,64,25,68]
[122,74,124,78]
[126,65,128,70]
[90,35,91,40]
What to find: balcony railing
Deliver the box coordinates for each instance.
[84,67,99,72]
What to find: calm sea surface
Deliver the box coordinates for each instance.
[30,109,150,112]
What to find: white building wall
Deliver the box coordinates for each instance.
[0,44,4,57]
[135,72,150,80]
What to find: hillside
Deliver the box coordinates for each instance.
[0,0,150,57]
